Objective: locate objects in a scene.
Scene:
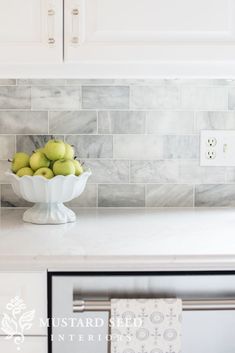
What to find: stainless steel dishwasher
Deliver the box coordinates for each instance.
[50,271,235,353]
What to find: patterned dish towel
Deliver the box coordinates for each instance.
[111,299,182,353]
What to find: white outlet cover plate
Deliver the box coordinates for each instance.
[200,130,235,166]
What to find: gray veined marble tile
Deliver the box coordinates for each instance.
[98,111,146,134]
[16,135,64,155]
[0,161,11,183]
[0,111,48,134]
[113,135,164,160]
[146,184,194,207]
[98,184,145,207]
[85,160,129,184]
[65,135,113,158]
[31,86,81,110]
[0,136,15,160]
[82,86,130,109]
[179,160,226,184]
[195,184,235,207]
[18,79,66,86]
[182,86,228,111]
[0,79,16,86]
[146,111,194,134]
[163,135,199,159]
[195,111,235,131]
[66,184,97,207]
[1,184,32,207]
[130,160,180,183]
[130,86,181,109]
[49,111,97,134]
[0,87,30,109]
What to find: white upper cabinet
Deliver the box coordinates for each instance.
[64,0,235,76]
[1,0,235,76]
[0,0,63,63]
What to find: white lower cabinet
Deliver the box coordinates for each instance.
[0,271,48,353]
[0,336,47,353]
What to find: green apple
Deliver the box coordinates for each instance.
[10,152,30,173]
[16,167,34,177]
[29,151,50,171]
[72,159,84,176]
[64,143,75,160]
[53,159,75,176]
[34,167,54,179]
[44,139,65,161]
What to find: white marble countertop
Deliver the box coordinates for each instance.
[1,208,235,271]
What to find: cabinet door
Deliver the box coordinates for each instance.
[64,0,235,76]
[0,0,63,63]
[0,272,47,336]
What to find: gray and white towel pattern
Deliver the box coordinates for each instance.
[111,299,182,353]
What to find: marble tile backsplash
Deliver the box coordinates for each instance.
[1,78,235,207]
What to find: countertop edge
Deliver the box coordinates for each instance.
[1,255,235,272]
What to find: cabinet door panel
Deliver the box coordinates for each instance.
[0,272,47,335]
[0,0,63,63]
[64,0,235,75]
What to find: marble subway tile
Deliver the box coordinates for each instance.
[181,86,228,110]
[195,184,235,207]
[85,160,129,184]
[98,111,145,134]
[179,160,225,184]
[130,160,179,183]
[0,161,10,183]
[0,87,30,109]
[0,136,15,160]
[31,86,81,110]
[18,79,66,86]
[130,86,181,109]
[16,135,63,155]
[146,184,194,207]
[82,86,130,109]
[49,111,97,134]
[146,111,194,134]
[0,79,16,86]
[65,135,113,158]
[98,184,145,207]
[0,111,48,134]
[163,135,199,159]
[1,184,32,207]
[66,184,97,207]
[195,111,235,131]
[113,135,164,160]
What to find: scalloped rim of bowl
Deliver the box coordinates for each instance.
[6,170,92,182]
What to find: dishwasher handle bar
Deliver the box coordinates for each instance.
[73,299,235,312]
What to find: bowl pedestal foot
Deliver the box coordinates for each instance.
[23,202,76,224]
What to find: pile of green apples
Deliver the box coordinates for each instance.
[9,139,84,179]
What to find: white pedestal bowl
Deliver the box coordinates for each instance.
[6,171,91,224]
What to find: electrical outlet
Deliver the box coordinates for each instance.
[200,130,235,166]
[206,137,217,147]
[206,150,216,159]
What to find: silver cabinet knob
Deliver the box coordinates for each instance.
[72,9,79,15]
[48,38,55,45]
[71,37,79,44]
[48,9,55,16]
